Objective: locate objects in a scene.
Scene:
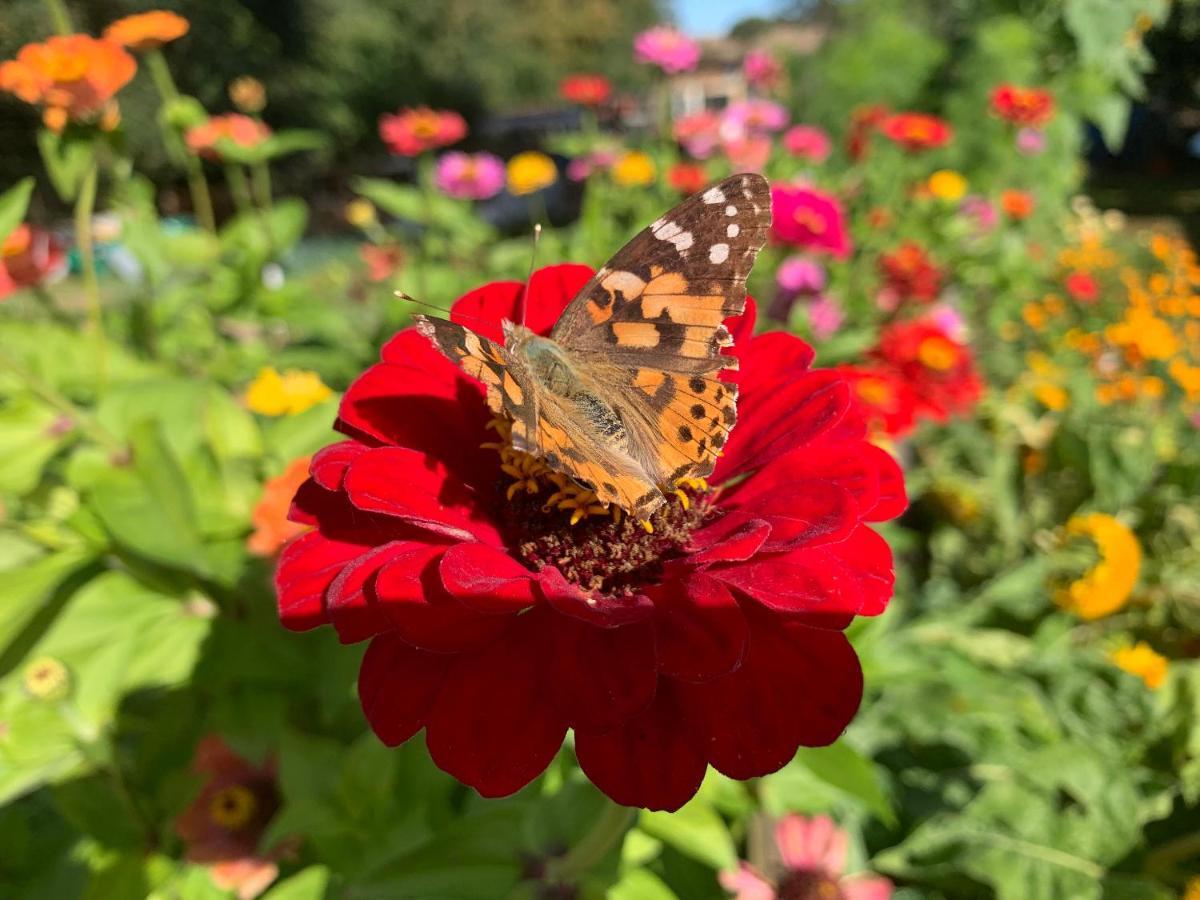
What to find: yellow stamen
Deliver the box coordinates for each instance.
[673,489,690,510]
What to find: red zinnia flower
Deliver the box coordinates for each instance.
[1000,189,1036,220]
[379,106,467,157]
[1064,270,1099,303]
[0,224,67,299]
[879,112,953,152]
[871,317,983,423]
[834,366,918,439]
[667,162,709,195]
[878,241,942,304]
[847,104,889,161]
[559,74,612,107]
[275,264,906,812]
[990,84,1055,128]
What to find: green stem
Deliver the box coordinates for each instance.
[32,283,73,327]
[416,155,434,302]
[74,161,107,390]
[1145,830,1200,882]
[549,802,635,881]
[224,164,255,215]
[146,50,215,233]
[0,350,126,454]
[42,0,72,34]
[251,160,273,212]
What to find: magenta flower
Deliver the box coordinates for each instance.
[674,111,722,159]
[1016,127,1047,156]
[720,814,893,900]
[808,296,845,340]
[743,50,782,90]
[722,99,789,137]
[783,125,832,163]
[634,25,701,74]
[433,151,505,200]
[777,256,827,294]
[959,195,998,234]
[770,184,853,260]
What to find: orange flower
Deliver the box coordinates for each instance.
[879,112,953,152]
[990,84,1055,127]
[1001,189,1035,220]
[0,35,135,131]
[247,457,312,556]
[103,11,190,51]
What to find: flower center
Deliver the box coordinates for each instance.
[44,50,89,83]
[777,869,846,900]
[209,784,258,830]
[2,225,31,258]
[794,208,827,235]
[412,117,440,138]
[487,419,713,596]
[917,336,958,371]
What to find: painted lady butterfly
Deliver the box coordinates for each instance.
[416,173,771,518]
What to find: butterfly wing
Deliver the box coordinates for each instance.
[551,172,771,374]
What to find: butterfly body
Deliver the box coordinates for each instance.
[416,173,771,518]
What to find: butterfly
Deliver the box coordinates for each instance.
[416,172,771,519]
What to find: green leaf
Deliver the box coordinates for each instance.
[218,130,328,165]
[609,868,678,900]
[0,395,75,495]
[263,866,331,900]
[640,799,736,871]
[0,176,35,245]
[0,548,95,662]
[37,129,96,202]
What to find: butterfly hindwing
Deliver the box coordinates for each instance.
[551,173,771,375]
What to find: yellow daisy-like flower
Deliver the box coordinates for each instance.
[611,151,656,188]
[506,151,557,196]
[229,76,266,114]
[1106,306,1180,360]
[244,367,333,416]
[1056,513,1141,620]
[1109,641,1168,690]
[23,656,70,700]
[344,198,377,228]
[927,169,967,202]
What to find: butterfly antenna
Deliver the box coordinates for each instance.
[517,223,542,328]
[394,291,494,330]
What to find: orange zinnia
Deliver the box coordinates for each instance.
[247,457,313,556]
[103,11,190,51]
[0,35,135,130]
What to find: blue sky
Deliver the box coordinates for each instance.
[673,0,786,37]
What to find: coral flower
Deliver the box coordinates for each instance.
[743,49,782,90]
[723,134,773,173]
[379,107,467,157]
[770,184,853,260]
[783,125,832,163]
[1109,642,1168,690]
[175,736,283,900]
[434,151,506,200]
[878,242,943,305]
[506,151,558,195]
[667,161,709,195]
[1000,189,1035,221]
[722,99,789,136]
[1057,513,1141,619]
[611,150,656,187]
[990,84,1055,128]
[274,265,905,811]
[0,224,67,300]
[559,74,612,106]
[879,112,953,152]
[0,34,135,131]
[248,457,314,556]
[847,104,889,160]
[103,11,190,51]
[360,243,403,282]
[674,111,722,159]
[721,814,893,900]
[871,317,983,424]
[185,114,271,161]
[243,367,333,417]
[634,26,701,74]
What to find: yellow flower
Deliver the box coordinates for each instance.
[612,151,656,187]
[23,656,70,700]
[927,169,967,202]
[1109,641,1168,689]
[229,76,266,114]
[244,367,333,416]
[1033,383,1069,411]
[506,151,557,196]
[1105,306,1180,360]
[1056,513,1141,619]
[344,198,377,228]
[1184,876,1200,900]
[1169,359,1200,403]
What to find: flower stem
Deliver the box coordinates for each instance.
[0,349,125,454]
[146,50,216,233]
[74,160,108,390]
[43,0,73,34]
[251,160,273,212]
[549,801,635,881]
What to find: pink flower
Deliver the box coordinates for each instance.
[770,184,853,260]
[959,195,997,234]
[634,25,701,74]
[723,134,772,172]
[720,814,893,900]
[674,111,722,159]
[379,107,466,157]
[722,99,789,136]
[433,151,505,200]
[808,296,845,340]
[1016,127,1047,156]
[743,50,782,90]
[566,149,618,182]
[777,256,827,294]
[783,125,832,163]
